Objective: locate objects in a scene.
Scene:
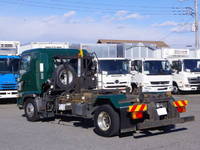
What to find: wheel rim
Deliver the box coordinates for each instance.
[26,103,35,118]
[59,70,73,85]
[97,111,111,131]
[173,85,178,94]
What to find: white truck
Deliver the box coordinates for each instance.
[130,58,173,93]
[97,58,132,92]
[169,58,200,93]
[161,48,200,93]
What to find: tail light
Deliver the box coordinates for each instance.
[128,104,147,120]
[132,112,143,119]
[177,106,186,113]
[173,100,188,113]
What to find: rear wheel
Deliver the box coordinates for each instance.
[24,98,39,122]
[94,105,120,137]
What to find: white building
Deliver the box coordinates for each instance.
[0,41,20,55]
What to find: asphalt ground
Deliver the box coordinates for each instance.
[0,94,199,150]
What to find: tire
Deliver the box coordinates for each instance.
[24,98,40,122]
[55,64,76,90]
[172,83,179,94]
[94,105,120,137]
[132,87,139,95]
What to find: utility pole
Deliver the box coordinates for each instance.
[195,0,199,49]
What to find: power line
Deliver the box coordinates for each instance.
[0,0,193,16]
[46,0,187,9]
[158,17,193,41]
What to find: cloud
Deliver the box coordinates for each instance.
[125,13,142,19]
[170,23,192,32]
[64,11,76,18]
[152,21,192,33]
[105,10,143,22]
[115,10,128,16]
[0,13,194,48]
[152,21,178,27]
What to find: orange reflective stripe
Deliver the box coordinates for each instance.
[128,104,147,112]
[173,100,188,107]
[139,104,145,111]
[135,105,142,112]
[178,101,184,107]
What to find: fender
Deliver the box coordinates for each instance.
[95,94,133,108]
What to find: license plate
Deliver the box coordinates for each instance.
[156,107,167,116]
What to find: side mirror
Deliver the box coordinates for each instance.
[102,71,108,75]
[131,66,135,71]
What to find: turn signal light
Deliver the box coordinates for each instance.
[177,106,186,113]
[132,112,143,119]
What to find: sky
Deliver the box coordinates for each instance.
[0,0,197,48]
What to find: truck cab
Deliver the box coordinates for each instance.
[170,58,200,93]
[0,55,19,99]
[130,58,173,93]
[97,58,131,92]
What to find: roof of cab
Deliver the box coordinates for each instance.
[21,48,88,55]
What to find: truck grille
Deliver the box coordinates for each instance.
[0,84,17,90]
[151,81,169,85]
[106,86,127,88]
[106,82,127,84]
[188,77,200,84]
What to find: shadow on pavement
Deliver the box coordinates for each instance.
[133,127,187,139]
[0,98,16,104]
[48,116,94,129]
[119,127,187,138]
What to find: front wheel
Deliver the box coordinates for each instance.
[94,105,120,137]
[172,84,180,94]
[132,87,139,95]
[24,98,39,122]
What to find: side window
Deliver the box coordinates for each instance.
[20,55,31,74]
[171,61,178,70]
[172,60,182,71]
[132,60,142,73]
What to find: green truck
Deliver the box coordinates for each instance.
[17,48,194,137]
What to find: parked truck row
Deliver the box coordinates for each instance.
[1,41,200,101]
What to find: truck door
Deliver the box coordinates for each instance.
[131,60,142,87]
[19,54,33,92]
[171,60,182,87]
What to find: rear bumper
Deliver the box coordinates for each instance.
[120,106,194,133]
[137,116,195,130]
[0,90,19,99]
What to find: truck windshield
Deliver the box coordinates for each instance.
[0,58,19,74]
[143,60,171,75]
[183,59,200,72]
[99,60,129,74]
